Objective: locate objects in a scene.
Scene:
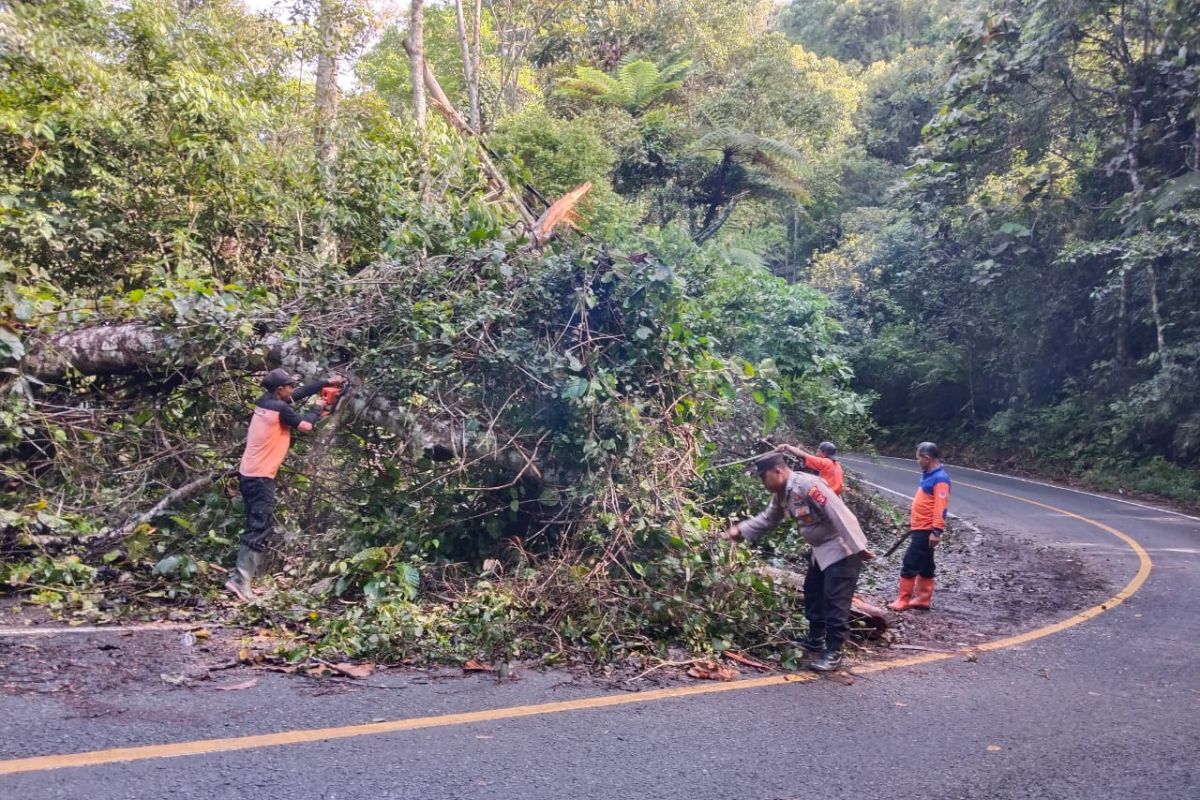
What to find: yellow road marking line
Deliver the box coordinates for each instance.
[0,481,1153,777]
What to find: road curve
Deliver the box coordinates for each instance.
[1,457,1197,799]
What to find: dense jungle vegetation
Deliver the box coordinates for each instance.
[2,0,1197,665]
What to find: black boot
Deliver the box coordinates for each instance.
[797,628,826,654]
[808,650,844,672]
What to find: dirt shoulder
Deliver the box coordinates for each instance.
[864,521,1111,656]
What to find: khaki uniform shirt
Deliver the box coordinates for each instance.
[737,471,869,569]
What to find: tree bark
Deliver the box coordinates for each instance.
[693,191,748,247]
[19,323,531,470]
[471,0,483,129]
[314,0,341,266]
[1125,107,1169,367]
[1146,257,1169,367]
[1116,267,1130,371]
[454,0,480,132]
[408,0,429,202]
[408,0,427,131]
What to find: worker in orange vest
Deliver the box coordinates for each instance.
[888,441,951,611]
[226,368,344,602]
[776,441,844,496]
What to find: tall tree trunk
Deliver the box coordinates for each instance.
[408,0,427,131]
[697,152,733,234]
[408,0,429,202]
[454,0,480,132]
[471,0,483,129]
[314,0,341,266]
[1147,258,1169,367]
[1125,107,1169,366]
[1116,267,1130,371]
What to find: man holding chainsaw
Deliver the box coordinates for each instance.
[887,441,950,612]
[722,453,871,672]
[225,368,346,602]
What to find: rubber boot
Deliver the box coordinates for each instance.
[887,576,916,612]
[909,576,935,610]
[224,546,261,603]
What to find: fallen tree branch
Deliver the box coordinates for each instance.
[91,468,237,550]
[400,40,538,231]
[4,469,237,552]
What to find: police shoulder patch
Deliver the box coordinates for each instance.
[807,485,827,505]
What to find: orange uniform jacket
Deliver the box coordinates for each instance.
[238,381,325,479]
[802,454,844,496]
[910,465,951,531]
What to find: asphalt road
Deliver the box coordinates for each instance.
[2,456,1198,799]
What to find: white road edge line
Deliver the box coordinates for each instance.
[843,455,1200,524]
[0,623,204,638]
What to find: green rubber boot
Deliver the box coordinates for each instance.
[225,546,261,602]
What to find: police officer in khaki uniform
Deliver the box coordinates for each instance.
[722,453,871,671]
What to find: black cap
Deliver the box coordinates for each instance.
[818,441,837,457]
[753,453,787,475]
[262,368,299,390]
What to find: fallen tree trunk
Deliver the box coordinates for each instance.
[19,322,534,471]
[22,323,172,383]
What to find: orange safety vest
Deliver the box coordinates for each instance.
[802,454,845,496]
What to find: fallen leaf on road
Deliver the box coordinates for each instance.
[214,678,258,691]
[193,628,211,640]
[332,662,375,679]
[686,660,739,681]
[464,658,494,672]
[160,673,188,686]
[987,745,1003,752]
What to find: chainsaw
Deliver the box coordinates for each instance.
[318,379,351,417]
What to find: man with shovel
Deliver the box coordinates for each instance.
[722,453,872,672]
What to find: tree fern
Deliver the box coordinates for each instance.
[556,56,691,115]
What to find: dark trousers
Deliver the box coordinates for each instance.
[238,474,276,552]
[803,552,862,652]
[901,529,937,579]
